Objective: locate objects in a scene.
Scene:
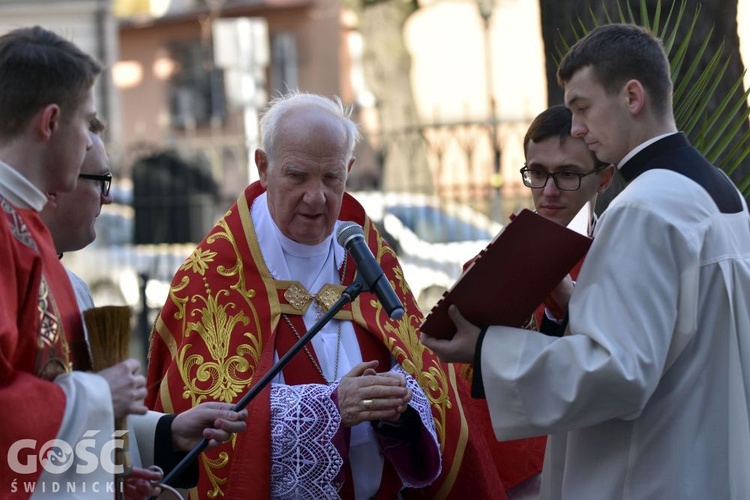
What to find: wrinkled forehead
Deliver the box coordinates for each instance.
[273,112,349,163]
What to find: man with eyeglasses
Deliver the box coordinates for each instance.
[40,118,248,498]
[520,104,614,337]
[521,104,614,231]
[456,105,615,500]
[42,117,113,271]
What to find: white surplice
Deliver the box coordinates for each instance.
[481,159,750,498]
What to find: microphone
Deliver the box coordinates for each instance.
[336,222,405,319]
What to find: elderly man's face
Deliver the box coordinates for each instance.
[257,107,353,245]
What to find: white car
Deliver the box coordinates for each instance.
[350,192,503,312]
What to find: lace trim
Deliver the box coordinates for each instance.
[394,365,442,487]
[271,382,344,499]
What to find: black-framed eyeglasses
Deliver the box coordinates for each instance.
[79,172,112,197]
[520,166,599,192]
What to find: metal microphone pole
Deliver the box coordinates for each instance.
[150,277,368,497]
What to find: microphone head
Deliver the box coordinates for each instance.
[336,221,364,248]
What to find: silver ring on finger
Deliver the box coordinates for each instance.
[362,398,374,410]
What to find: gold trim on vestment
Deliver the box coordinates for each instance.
[159,370,175,414]
[239,195,281,333]
[435,364,468,499]
[154,316,178,360]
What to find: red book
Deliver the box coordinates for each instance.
[420,209,592,339]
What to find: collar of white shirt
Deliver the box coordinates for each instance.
[0,159,47,211]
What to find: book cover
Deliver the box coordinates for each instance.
[420,209,592,339]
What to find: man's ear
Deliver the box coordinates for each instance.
[347,157,356,173]
[37,104,61,142]
[624,79,646,116]
[597,164,616,194]
[45,193,58,210]
[255,149,269,187]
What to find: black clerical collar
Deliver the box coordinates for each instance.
[619,132,742,213]
[619,133,690,183]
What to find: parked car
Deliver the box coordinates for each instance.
[350,191,503,312]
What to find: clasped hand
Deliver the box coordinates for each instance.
[337,360,411,427]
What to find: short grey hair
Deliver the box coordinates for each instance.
[259,92,361,163]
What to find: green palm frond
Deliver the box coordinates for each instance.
[559,0,750,196]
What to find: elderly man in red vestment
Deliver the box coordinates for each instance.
[146,93,545,498]
[0,27,149,497]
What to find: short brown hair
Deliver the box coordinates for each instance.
[557,24,672,118]
[523,105,607,170]
[0,26,102,139]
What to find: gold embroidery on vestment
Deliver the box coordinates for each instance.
[360,217,451,449]
[169,209,262,497]
[36,277,71,379]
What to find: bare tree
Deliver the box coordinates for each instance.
[345,0,433,194]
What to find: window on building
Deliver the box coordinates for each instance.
[270,31,298,95]
[166,40,226,129]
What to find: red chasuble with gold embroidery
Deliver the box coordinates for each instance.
[0,196,88,492]
[147,182,518,499]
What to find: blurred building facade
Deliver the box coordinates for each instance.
[0,0,119,144]
[107,0,545,217]
[0,0,545,216]
[111,0,368,199]
[0,0,544,354]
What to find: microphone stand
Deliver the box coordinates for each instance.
[149,276,368,498]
